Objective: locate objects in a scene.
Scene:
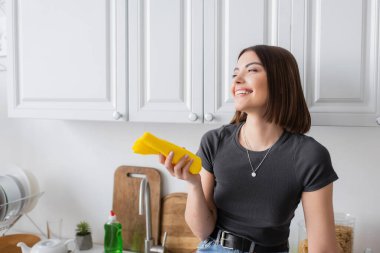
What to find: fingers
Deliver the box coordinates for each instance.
[159,151,194,179]
[164,151,175,172]
[161,151,178,177]
[182,158,194,180]
[173,154,190,178]
[158,153,165,164]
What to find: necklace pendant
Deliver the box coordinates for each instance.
[251,172,257,177]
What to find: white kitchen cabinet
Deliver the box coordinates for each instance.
[6,0,380,126]
[204,0,380,126]
[301,0,380,126]
[203,0,297,124]
[128,0,297,124]
[128,0,203,123]
[6,0,127,121]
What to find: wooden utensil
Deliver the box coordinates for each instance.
[0,234,40,253]
[160,193,200,253]
[113,166,161,252]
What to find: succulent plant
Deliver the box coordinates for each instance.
[76,221,91,236]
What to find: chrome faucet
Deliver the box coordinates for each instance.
[128,173,166,253]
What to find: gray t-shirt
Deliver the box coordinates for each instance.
[196,122,338,246]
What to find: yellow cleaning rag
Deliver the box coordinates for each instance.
[132,132,202,174]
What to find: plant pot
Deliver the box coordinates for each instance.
[76,233,93,250]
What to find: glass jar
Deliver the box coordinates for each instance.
[297,212,355,253]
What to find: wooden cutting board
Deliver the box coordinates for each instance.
[0,234,40,253]
[160,193,200,253]
[113,166,161,252]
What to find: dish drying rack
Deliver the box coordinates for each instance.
[0,192,45,237]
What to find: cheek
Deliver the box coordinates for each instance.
[254,77,268,92]
[230,83,235,97]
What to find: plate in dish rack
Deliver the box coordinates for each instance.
[3,164,30,193]
[20,168,40,212]
[0,186,7,221]
[1,163,42,213]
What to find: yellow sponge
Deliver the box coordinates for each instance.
[132,132,202,174]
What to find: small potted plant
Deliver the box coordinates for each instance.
[75,221,93,250]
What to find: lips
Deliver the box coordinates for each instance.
[235,88,253,96]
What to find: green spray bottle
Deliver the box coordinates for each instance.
[104,210,123,253]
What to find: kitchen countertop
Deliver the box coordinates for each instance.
[80,244,135,253]
[8,229,135,253]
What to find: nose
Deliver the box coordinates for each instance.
[234,72,244,84]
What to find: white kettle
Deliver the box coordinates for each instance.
[17,238,76,253]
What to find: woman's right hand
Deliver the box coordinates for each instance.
[160,151,217,240]
[158,151,201,186]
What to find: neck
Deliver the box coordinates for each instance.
[242,115,284,151]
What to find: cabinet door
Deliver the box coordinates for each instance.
[301,0,380,126]
[203,0,294,124]
[205,0,380,126]
[128,0,203,123]
[6,0,127,121]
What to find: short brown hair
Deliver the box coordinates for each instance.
[230,45,311,133]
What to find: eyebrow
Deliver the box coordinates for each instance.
[233,61,263,72]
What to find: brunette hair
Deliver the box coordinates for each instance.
[230,45,311,133]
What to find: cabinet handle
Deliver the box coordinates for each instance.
[204,113,214,121]
[376,117,380,125]
[188,113,198,121]
[113,111,122,120]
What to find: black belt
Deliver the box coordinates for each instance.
[210,227,289,253]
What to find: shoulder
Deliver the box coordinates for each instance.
[293,134,331,161]
[290,134,337,191]
[197,124,240,172]
[200,123,239,143]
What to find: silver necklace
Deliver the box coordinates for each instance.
[242,124,273,177]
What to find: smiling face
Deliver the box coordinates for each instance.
[231,50,268,114]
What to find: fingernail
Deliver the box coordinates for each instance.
[184,154,189,159]
[169,151,174,156]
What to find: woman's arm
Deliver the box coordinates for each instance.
[302,183,340,253]
[185,169,217,240]
[159,152,217,240]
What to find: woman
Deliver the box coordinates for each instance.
[159,45,339,252]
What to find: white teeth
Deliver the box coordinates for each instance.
[236,90,253,95]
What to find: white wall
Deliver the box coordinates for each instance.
[1,68,379,252]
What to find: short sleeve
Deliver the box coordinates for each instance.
[295,136,338,192]
[196,129,221,173]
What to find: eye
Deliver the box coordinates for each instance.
[232,73,238,78]
[248,68,259,73]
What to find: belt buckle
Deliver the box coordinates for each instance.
[219,230,234,250]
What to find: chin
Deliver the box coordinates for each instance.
[233,101,240,109]
[234,104,246,112]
